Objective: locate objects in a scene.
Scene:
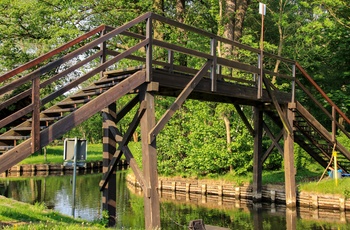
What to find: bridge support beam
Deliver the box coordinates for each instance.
[140,87,161,230]
[102,103,117,226]
[253,106,263,202]
[284,104,296,207]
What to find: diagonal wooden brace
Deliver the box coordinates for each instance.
[100,100,147,192]
[263,77,293,135]
[148,61,212,144]
[262,122,284,162]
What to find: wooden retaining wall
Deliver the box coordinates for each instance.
[0,160,128,177]
[126,174,350,211]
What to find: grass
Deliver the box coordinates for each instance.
[20,143,105,165]
[0,196,105,229]
[299,177,350,197]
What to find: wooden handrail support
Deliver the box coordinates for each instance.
[296,62,350,126]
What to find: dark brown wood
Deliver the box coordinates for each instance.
[284,104,296,208]
[262,124,284,162]
[146,18,152,82]
[139,86,160,230]
[0,104,33,128]
[148,61,211,144]
[295,102,350,159]
[252,106,263,202]
[31,78,41,153]
[100,100,147,191]
[102,103,117,226]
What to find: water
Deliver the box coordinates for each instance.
[1,171,349,229]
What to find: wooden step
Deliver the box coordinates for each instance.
[42,108,76,114]
[0,136,30,140]
[82,82,117,92]
[70,91,102,100]
[56,98,91,106]
[0,146,13,151]
[94,75,129,85]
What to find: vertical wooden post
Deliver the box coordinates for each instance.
[284,104,296,207]
[100,28,107,79]
[210,38,217,92]
[102,103,117,226]
[140,88,160,230]
[146,17,153,82]
[252,106,263,202]
[32,77,41,153]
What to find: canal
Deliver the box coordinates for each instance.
[0,171,349,229]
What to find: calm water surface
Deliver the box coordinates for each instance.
[1,171,349,229]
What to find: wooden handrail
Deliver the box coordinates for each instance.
[0,25,106,83]
[296,62,350,125]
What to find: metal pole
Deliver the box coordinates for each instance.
[72,137,78,217]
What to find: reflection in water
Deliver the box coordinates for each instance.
[1,172,350,229]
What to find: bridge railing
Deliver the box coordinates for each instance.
[295,62,350,149]
[2,12,347,153]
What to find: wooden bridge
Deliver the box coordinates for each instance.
[1,12,350,229]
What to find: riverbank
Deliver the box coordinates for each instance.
[126,173,350,211]
[0,195,105,229]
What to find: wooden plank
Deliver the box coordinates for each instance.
[41,39,148,106]
[31,77,41,153]
[295,102,350,160]
[0,104,33,129]
[217,57,260,74]
[40,71,146,147]
[148,61,211,144]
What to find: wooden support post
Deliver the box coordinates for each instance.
[102,103,117,227]
[140,87,160,230]
[284,104,296,207]
[253,106,263,202]
[31,77,41,153]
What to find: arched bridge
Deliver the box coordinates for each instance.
[1,12,350,229]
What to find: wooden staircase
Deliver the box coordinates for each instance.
[0,69,146,172]
[293,102,350,173]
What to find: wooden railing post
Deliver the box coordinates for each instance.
[210,38,217,92]
[257,53,263,99]
[31,77,41,153]
[146,16,153,82]
[100,28,107,79]
[332,106,336,144]
[167,49,174,73]
[291,64,296,103]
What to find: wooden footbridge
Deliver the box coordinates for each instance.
[1,12,350,229]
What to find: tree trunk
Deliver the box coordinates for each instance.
[152,0,164,40]
[176,0,187,67]
[223,115,233,171]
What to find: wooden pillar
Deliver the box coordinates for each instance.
[253,106,263,202]
[102,103,117,226]
[140,88,160,229]
[284,104,296,207]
